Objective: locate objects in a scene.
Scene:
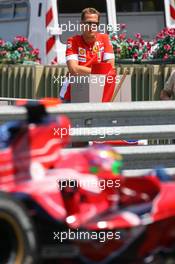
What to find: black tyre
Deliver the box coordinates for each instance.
[0,192,38,264]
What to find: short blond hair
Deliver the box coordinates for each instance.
[81,8,100,21]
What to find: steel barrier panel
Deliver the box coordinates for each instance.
[0,101,173,170]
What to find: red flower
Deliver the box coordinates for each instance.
[14,36,28,43]
[139,39,145,45]
[0,39,5,46]
[31,48,40,56]
[147,42,152,51]
[134,33,141,39]
[133,53,138,59]
[119,33,126,40]
[163,53,169,60]
[142,53,148,59]
[127,38,134,43]
[29,44,33,49]
[17,47,24,52]
[164,44,171,51]
[156,33,164,39]
[116,48,121,53]
[167,28,175,36]
[120,23,126,30]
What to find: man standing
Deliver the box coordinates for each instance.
[60,7,115,102]
[160,70,175,100]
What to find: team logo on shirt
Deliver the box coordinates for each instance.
[78,47,86,57]
[93,45,98,53]
[93,42,99,53]
[93,42,101,62]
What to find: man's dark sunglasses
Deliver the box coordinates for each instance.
[83,21,99,26]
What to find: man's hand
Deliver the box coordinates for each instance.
[160,90,173,100]
[67,60,91,76]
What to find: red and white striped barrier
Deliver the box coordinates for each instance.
[165,0,175,27]
[170,0,175,20]
[46,0,59,64]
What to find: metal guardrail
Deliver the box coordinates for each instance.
[1,64,175,100]
[50,100,175,126]
[0,100,174,125]
[0,101,174,172]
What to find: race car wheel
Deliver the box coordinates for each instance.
[0,192,38,264]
